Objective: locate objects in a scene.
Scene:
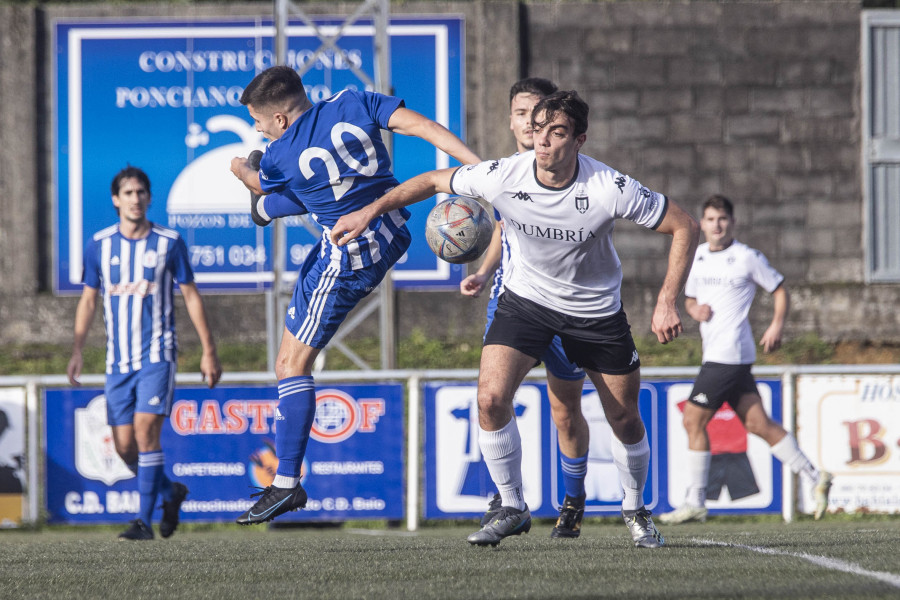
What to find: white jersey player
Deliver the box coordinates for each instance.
[659,195,833,526]
[332,90,701,548]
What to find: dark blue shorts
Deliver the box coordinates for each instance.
[286,230,411,349]
[104,361,175,427]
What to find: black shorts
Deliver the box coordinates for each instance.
[688,362,759,411]
[706,452,760,501]
[484,289,640,375]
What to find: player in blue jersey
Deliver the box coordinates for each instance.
[67,166,222,541]
[460,78,590,538]
[229,66,480,524]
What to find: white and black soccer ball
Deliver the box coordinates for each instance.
[424,196,494,264]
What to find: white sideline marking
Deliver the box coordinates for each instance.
[346,528,419,537]
[693,538,900,589]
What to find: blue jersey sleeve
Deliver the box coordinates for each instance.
[258,151,290,195]
[82,238,102,289]
[360,91,405,129]
[263,189,309,219]
[169,236,195,285]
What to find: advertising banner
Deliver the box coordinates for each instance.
[0,387,27,527]
[423,381,662,519]
[45,383,404,524]
[796,374,900,514]
[54,17,467,293]
[423,379,783,521]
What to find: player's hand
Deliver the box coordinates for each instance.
[759,326,783,353]
[201,351,222,389]
[691,304,713,322]
[230,156,250,179]
[460,273,489,297]
[651,301,683,344]
[67,353,83,386]
[330,207,374,246]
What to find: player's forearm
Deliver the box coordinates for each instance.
[771,286,790,327]
[658,221,700,307]
[475,224,503,276]
[71,292,97,353]
[389,108,480,165]
[182,286,218,355]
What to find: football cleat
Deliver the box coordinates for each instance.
[814,471,833,520]
[118,519,154,541]
[479,493,502,527]
[622,507,665,548]
[551,494,585,538]
[467,505,531,546]
[236,482,307,525]
[159,482,189,538]
[658,504,708,525]
[247,150,271,227]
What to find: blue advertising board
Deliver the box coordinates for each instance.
[54,17,467,293]
[44,383,404,524]
[423,379,783,520]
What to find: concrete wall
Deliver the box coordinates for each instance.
[1,0,894,355]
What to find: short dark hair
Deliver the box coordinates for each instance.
[532,90,589,137]
[111,166,150,196]
[240,65,305,109]
[702,194,734,218]
[509,77,558,105]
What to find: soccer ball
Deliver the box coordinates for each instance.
[424,196,494,264]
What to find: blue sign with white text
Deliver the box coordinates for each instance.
[54,17,466,293]
[44,383,405,524]
[423,379,782,520]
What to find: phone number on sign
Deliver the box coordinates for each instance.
[189,245,266,267]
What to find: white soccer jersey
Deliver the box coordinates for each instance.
[451,152,668,318]
[685,240,785,365]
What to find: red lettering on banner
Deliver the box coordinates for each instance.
[843,419,887,464]
[170,399,278,435]
[358,399,385,432]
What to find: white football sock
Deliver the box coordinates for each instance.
[684,449,711,507]
[771,433,819,485]
[611,431,650,512]
[479,418,526,511]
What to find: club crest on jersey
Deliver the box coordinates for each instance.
[575,195,589,213]
[142,249,158,269]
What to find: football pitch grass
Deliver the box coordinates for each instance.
[2,516,899,599]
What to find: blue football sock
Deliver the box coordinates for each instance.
[137,451,165,525]
[274,376,317,482]
[560,451,588,499]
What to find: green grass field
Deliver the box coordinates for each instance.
[2,516,898,599]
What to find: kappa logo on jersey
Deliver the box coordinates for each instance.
[511,190,533,202]
[487,160,499,174]
[693,393,710,405]
[615,175,626,193]
[575,195,589,213]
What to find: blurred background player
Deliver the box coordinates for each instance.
[332,90,700,548]
[229,66,480,525]
[67,166,222,540]
[459,78,590,538]
[659,195,832,525]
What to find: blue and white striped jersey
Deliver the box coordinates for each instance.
[258,89,410,271]
[82,224,194,375]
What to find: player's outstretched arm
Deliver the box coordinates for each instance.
[759,285,790,353]
[67,286,100,386]
[387,108,481,166]
[330,168,457,246]
[651,200,700,344]
[460,221,502,297]
[179,282,222,388]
